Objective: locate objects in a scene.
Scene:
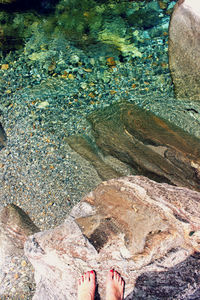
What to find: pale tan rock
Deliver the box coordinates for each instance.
[169,0,200,100]
[25,176,200,299]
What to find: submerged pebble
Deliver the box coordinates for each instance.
[37,101,49,109]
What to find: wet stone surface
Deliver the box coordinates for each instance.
[68,102,200,191]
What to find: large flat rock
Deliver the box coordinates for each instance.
[25,176,200,299]
[169,0,200,100]
[68,102,200,191]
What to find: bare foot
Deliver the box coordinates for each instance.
[78,270,96,300]
[105,269,124,300]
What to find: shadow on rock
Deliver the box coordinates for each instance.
[126,252,200,300]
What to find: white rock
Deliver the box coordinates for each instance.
[37,101,49,109]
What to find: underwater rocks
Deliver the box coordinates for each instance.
[0,204,39,297]
[24,176,200,299]
[0,0,56,52]
[0,122,6,150]
[68,102,200,191]
[0,0,15,3]
[169,0,200,100]
[0,10,40,52]
[67,135,122,180]
[0,204,39,264]
[0,0,58,12]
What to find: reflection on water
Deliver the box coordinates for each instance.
[0,0,200,230]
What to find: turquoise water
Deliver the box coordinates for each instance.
[0,0,176,134]
[0,0,200,230]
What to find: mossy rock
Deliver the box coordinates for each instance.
[0,0,16,3]
[0,11,40,52]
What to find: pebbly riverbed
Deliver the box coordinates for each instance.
[1,37,200,230]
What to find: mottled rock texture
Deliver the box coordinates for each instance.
[25,176,200,299]
[67,102,200,191]
[0,204,39,263]
[0,204,39,297]
[169,0,200,100]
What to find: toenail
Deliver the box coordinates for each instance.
[110,269,114,272]
[91,270,94,273]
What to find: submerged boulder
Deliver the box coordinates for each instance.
[0,203,39,264]
[0,204,39,297]
[67,102,200,191]
[25,176,200,299]
[169,0,200,100]
[0,122,6,150]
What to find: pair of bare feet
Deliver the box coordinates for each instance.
[78,269,124,300]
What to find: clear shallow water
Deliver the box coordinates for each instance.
[0,0,200,229]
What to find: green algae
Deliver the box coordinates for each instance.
[0,0,167,56]
[98,30,142,57]
[0,10,40,52]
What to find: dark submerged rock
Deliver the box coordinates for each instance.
[0,0,58,13]
[68,102,200,191]
[66,135,123,180]
[0,204,39,298]
[0,203,39,259]
[0,122,6,150]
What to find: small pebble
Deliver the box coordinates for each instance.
[21,260,27,267]
[1,64,9,70]
[37,101,49,108]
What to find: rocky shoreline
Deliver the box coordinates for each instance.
[1,176,200,299]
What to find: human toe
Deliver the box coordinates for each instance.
[89,270,95,282]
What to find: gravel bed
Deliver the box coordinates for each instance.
[0,255,35,299]
[0,33,199,231]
